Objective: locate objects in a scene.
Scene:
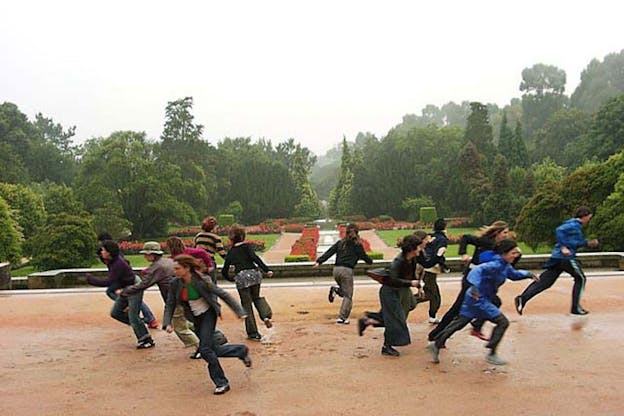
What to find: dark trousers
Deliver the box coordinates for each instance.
[238,284,272,337]
[428,271,483,341]
[195,308,248,388]
[519,259,587,314]
[434,314,510,353]
[416,271,441,318]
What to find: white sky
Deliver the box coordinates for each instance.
[1,0,622,155]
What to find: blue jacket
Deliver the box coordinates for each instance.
[460,255,532,320]
[551,218,587,260]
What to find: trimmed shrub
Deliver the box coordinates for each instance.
[218,214,235,227]
[367,252,384,260]
[284,254,310,262]
[419,207,438,225]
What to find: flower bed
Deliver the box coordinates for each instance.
[289,226,319,261]
[119,238,265,255]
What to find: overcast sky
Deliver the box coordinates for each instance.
[1,0,622,155]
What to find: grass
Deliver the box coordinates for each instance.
[375,228,552,255]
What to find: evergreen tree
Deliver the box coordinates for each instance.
[464,102,495,162]
[498,112,514,163]
[328,137,354,217]
[513,121,529,167]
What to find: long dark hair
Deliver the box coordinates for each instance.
[174,254,203,276]
[166,237,186,256]
[340,223,362,248]
[399,234,423,255]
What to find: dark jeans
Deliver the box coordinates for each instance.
[110,291,150,342]
[106,286,155,323]
[237,284,272,337]
[434,313,510,353]
[195,308,248,388]
[519,259,587,314]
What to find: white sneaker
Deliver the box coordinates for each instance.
[336,318,350,324]
[428,317,440,324]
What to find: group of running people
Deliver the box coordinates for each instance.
[90,207,598,395]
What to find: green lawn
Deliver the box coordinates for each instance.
[375,229,552,255]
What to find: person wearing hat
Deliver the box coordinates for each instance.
[120,241,201,357]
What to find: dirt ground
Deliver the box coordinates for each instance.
[1,275,623,416]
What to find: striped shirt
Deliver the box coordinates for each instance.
[193,231,227,259]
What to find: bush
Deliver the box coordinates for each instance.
[218,214,235,227]
[367,252,384,260]
[420,207,438,225]
[30,214,97,270]
[0,196,23,264]
[284,255,310,262]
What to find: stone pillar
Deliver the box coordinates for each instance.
[0,262,10,290]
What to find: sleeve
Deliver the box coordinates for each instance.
[221,253,233,281]
[210,282,246,317]
[162,281,178,328]
[458,234,478,256]
[215,235,227,259]
[121,265,160,297]
[316,241,339,265]
[505,264,533,281]
[86,272,111,287]
[385,257,414,287]
[248,244,270,273]
[198,249,215,270]
[556,222,587,250]
[356,244,373,265]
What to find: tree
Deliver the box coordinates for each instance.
[533,109,591,166]
[328,137,354,217]
[0,196,23,264]
[515,184,566,250]
[571,49,624,113]
[401,195,434,222]
[511,121,529,167]
[589,172,624,251]
[0,183,46,241]
[43,184,84,216]
[588,94,624,161]
[29,113,77,184]
[30,213,97,271]
[158,97,212,222]
[498,112,514,162]
[463,102,495,161]
[458,140,490,217]
[520,64,569,141]
[75,131,192,238]
[0,102,35,183]
[532,158,566,189]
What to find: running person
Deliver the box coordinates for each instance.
[515,206,599,316]
[428,221,510,342]
[427,239,537,365]
[314,223,373,324]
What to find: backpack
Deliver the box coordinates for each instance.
[367,267,390,284]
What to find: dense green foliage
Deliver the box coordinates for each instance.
[29,214,97,270]
[0,196,23,264]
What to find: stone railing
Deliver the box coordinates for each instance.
[7,252,624,290]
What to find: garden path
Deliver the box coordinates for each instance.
[360,229,400,259]
[260,232,301,263]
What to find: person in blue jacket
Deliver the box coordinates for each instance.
[515,206,599,316]
[428,239,537,366]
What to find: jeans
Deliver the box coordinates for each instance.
[237,284,272,337]
[416,271,441,318]
[110,291,150,342]
[195,308,248,388]
[106,286,155,323]
[333,266,354,320]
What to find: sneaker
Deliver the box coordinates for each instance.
[428,317,441,324]
[357,317,368,336]
[427,342,440,363]
[214,384,230,395]
[189,348,202,359]
[137,338,155,349]
[486,353,507,366]
[148,319,160,329]
[381,345,400,357]
[571,308,589,315]
[514,296,524,315]
[470,328,490,341]
[264,317,273,328]
[336,318,350,324]
[247,334,262,342]
[328,286,337,303]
